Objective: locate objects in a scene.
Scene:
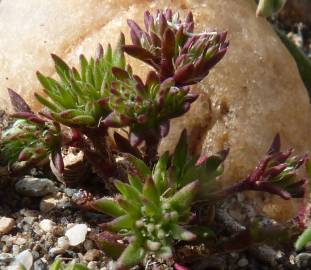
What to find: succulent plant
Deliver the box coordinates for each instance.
[239,134,307,199]
[102,69,199,148]
[93,153,199,268]
[206,134,307,202]
[1,119,60,168]
[124,9,229,85]
[91,130,228,268]
[1,89,62,171]
[35,34,126,127]
[2,9,229,173]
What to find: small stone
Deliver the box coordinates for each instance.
[0,253,13,262]
[32,251,40,260]
[87,261,99,270]
[52,225,64,237]
[39,219,55,233]
[32,223,44,236]
[12,249,33,270]
[250,245,277,266]
[12,245,20,256]
[22,216,36,225]
[15,176,56,197]
[49,247,66,257]
[65,224,88,246]
[39,195,58,212]
[57,236,69,250]
[0,217,15,234]
[64,188,79,197]
[32,244,42,253]
[20,209,39,217]
[2,245,10,253]
[237,258,248,267]
[39,194,70,213]
[295,253,311,268]
[84,239,94,250]
[83,249,102,261]
[15,237,27,245]
[33,259,47,270]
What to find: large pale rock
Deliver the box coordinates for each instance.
[0,0,310,220]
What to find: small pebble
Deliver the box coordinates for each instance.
[83,249,102,261]
[65,224,88,246]
[0,217,15,234]
[12,249,33,270]
[84,239,94,250]
[0,252,13,263]
[40,195,59,212]
[22,216,36,225]
[57,236,70,250]
[64,188,79,197]
[49,247,66,257]
[237,258,248,267]
[39,219,55,233]
[295,253,311,268]
[20,209,39,217]
[15,237,27,245]
[33,259,47,270]
[12,245,20,255]
[15,177,56,197]
[52,225,64,237]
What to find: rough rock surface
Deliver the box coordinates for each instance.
[0,0,310,221]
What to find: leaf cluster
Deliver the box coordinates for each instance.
[92,131,226,268]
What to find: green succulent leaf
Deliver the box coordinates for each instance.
[295,225,311,251]
[49,259,63,270]
[93,197,125,217]
[172,130,188,177]
[116,240,146,269]
[171,225,196,241]
[114,180,141,203]
[126,154,152,178]
[103,215,133,232]
[143,177,160,205]
[128,174,143,192]
[153,151,169,193]
[169,180,199,212]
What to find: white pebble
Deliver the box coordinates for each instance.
[0,217,15,234]
[57,236,70,250]
[11,249,33,270]
[65,224,88,246]
[39,219,55,232]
